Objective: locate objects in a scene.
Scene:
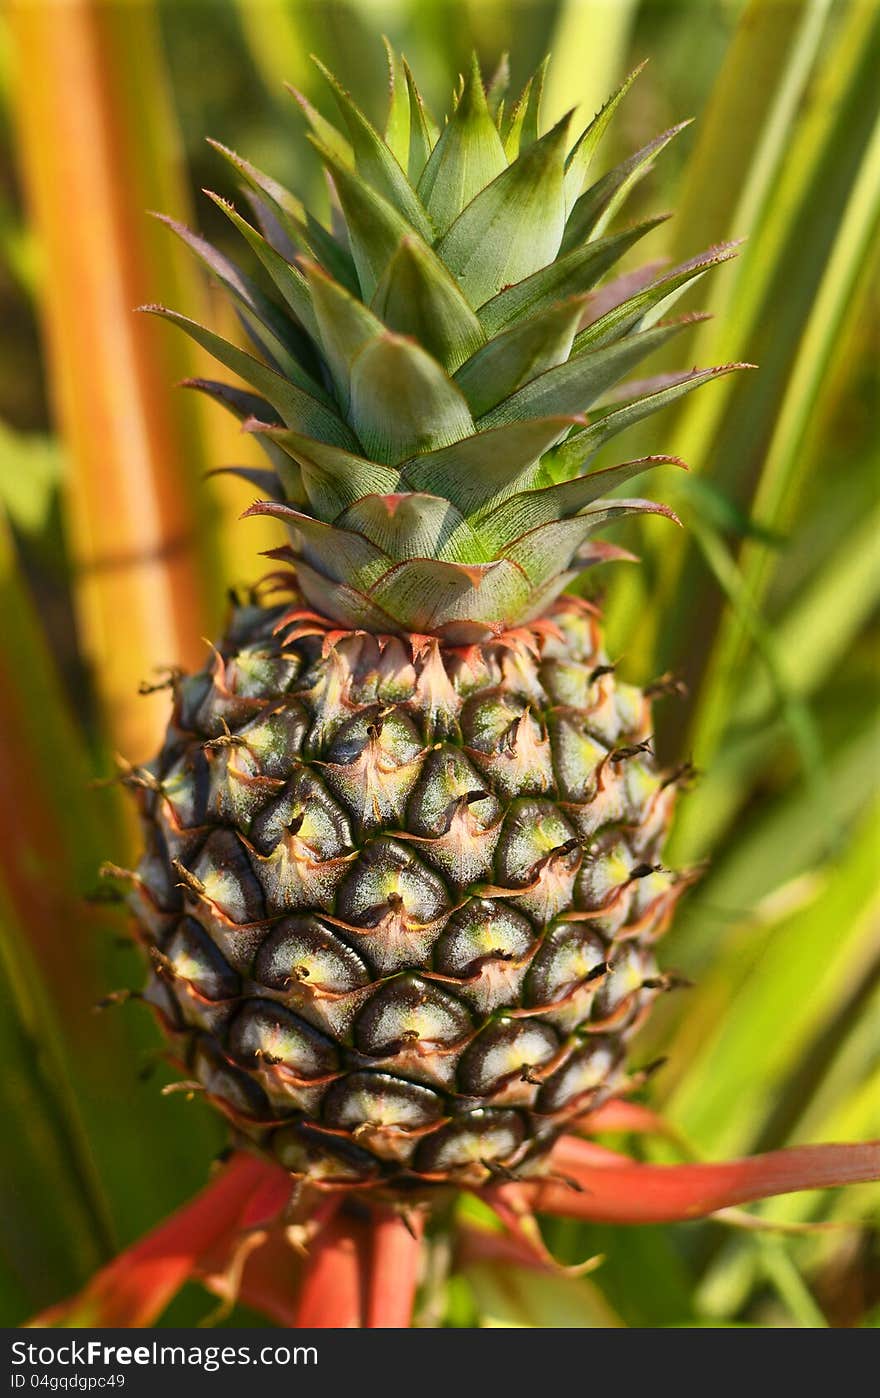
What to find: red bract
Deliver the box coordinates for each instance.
[34,1116,880,1328]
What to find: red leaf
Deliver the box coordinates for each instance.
[505,1136,880,1225]
[366,1208,425,1328]
[33,1153,288,1327]
[293,1207,372,1329]
[293,1205,424,1329]
[576,1098,679,1138]
[224,1226,306,1326]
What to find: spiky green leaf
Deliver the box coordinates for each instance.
[204,192,318,339]
[574,243,740,353]
[243,501,388,587]
[564,63,647,211]
[402,416,578,517]
[546,363,752,480]
[478,215,668,335]
[314,139,423,299]
[367,556,531,632]
[349,333,475,464]
[486,54,510,120]
[144,306,357,447]
[436,114,572,308]
[208,139,358,293]
[455,294,588,415]
[153,212,322,394]
[243,421,401,520]
[417,55,508,236]
[562,122,692,252]
[403,57,439,184]
[302,258,384,412]
[336,492,490,563]
[382,40,410,168]
[287,82,353,166]
[482,455,685,546]
[312,58,433,240]
[505,500,677,584]
[371,236,486,373]
[479,318,695,429]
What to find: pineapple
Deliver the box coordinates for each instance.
[125,53,739,1191]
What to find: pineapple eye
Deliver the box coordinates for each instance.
[354,976,471,1057]
[457,1018,560,1095]
[526,923,607,1007]
[254,916,370,995]
[335,837,450,929]
[495,800,579,886]
[537,1038,624,1115]
[433,900,536,977]
[228,999,339,1079]
[414,1109,525,1173]
[162,917,239,1002]
[322,1072,443,1130]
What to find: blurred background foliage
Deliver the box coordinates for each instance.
[0,0,877,1328]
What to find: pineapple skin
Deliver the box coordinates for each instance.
[130,591,683,1189]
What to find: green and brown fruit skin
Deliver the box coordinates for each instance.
[119,50,739,1190]
[130,592,685,1189]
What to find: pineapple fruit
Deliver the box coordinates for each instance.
[125,54,738,1190]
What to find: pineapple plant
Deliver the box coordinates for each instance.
[121,51,746,1194]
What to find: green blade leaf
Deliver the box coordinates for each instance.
[486,53,510,120]
[502,74,532,160]
[574,242,741,353]
[143,305,357,447]
[402,416,578,517]
[0,886,113,1312]
[562,121,692,252]
[417,54,508,236]
[478,214,669,336]
[312,57,433,241]
[503,55,550,159]
[184,377,304,499]
[153,212,324,396]
[370,235,486,373]
[203,191,318,340]
[436,113,572,308]
[504,499,676,584]
[367,556,531,633]
[482,454,685,546]
[243,501,389,588]
[667,801,880,1160]
[243,420,401,520]
[403,56,440,184]
[546,363,750,480]
[383,39,410,168]
[207,139,358,293]
[454,293,588,415]
[520,55,550,147]
[302,257,384,412]
[478,317,695,429]
[313,137,420,299]
[336,492,490,564]
[564,61,647,211]
[349,332,475,464]
[286,82,353,166]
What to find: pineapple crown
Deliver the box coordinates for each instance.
[146,48,743,644]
